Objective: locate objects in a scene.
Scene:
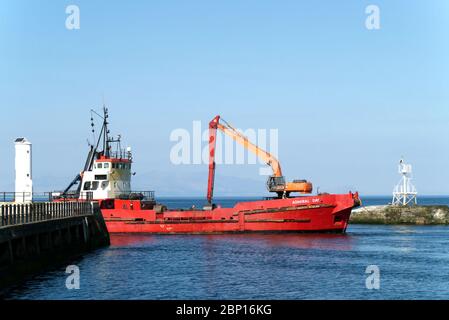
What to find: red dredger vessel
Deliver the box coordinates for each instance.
[54,108,360,234]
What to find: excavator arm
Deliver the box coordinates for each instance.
[207,115,312,204]
[216,120,283,177]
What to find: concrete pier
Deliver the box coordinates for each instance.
[0,201,110,289]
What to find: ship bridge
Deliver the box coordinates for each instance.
[56,107,154,202]
[80,155,132,200]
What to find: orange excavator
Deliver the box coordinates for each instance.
[207,115,313,204]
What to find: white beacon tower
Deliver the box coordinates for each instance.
[15,138,33,203]
[392,158,417,206]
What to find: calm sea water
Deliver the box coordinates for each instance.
[2,196,449,300]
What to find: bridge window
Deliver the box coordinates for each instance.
[83,181,91,191]
[97,163,103,169]
[83,181,99,191]
[104,163,110,169]
[95,175,108,180]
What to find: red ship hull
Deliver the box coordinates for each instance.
[100,193,360,234]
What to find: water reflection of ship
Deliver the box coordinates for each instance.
[110,234,354,251]
[204,234,355,251]
[110,235,159,247]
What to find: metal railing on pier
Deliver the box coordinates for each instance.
[0,192,55,203]
[0,202,93,228]
[1,191,155,203]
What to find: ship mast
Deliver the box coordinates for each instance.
[90,106,111,160]
[61,106,118,198]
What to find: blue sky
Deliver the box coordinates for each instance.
[0,0,448,196]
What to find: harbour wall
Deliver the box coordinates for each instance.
[350,205,449,225]
[0,201,110,289]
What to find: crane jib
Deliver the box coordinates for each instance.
[206,115,313,204]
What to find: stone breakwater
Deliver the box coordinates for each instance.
[350,205,449,225]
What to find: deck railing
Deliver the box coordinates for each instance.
[0,202,93,227]
[108,150,132,161]
[56,191,155,201]
[108,191,155,201]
